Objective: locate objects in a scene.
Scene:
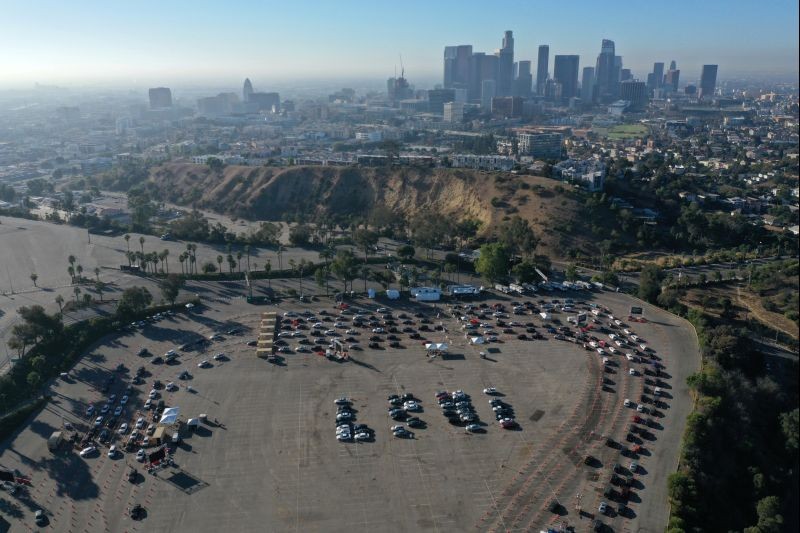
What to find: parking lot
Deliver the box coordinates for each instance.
[0,285,698,532]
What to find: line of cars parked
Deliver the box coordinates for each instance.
[335,397,374,442]
[388,392,422,438]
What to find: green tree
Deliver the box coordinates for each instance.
[565,264,579,281]
[780,408,798,453]
[397,245,416,261]
[331,250,359,293]
[202,261,217,273]
[354,228,379,263]
[30,272,38,287]
[159,274,184,305]
[498,216,538,258]
[315,266,329,297]
[54,294,64,314]
[638,265,663,303]
[511,260,538,283]
[116,286,153,319]
[474,243,510,283]
[27,371,42,388]
[289,224,313,247]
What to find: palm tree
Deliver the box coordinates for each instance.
[360,266,370,293]
[244,245,251,272]
[67,266,75,283]
[94,267,100,282]
[178,253,186,274]
[73,286,81,303]
[68,255,76,268]
[30,272,38,287]
[124,233,131,253]
[264,260,272,288]
[162,249,170,273]
[95,281,105,301]
[237,251,243,273]
[139,236,145,255]
[55,294,64,314]
[276,245,285,271]
[76,264,83,280]
[190,254,196,275]
[319,246,334,268]
[226,254,235,273]
[217,255,223,275]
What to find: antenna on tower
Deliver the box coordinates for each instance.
[399,53,405,79]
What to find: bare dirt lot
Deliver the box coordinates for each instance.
[0,286,698,532]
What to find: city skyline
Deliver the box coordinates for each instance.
[0,0,798,89]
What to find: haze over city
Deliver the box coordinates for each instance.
[0,1,797,532]
[0,0,798,89]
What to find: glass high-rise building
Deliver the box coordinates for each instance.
[581,67,595,103]
[595,39,619,103]
[536,45,549,96]
[496,31,514,97]
[444,45,473,90]
[699,64,718,100]
[553,55,580,100]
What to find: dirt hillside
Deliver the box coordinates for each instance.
[147,163,586,257]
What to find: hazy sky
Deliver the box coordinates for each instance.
[1,0,797,89]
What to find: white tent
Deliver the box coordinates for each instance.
[159,407,180,425]
[470,336,485,345]
[424,342,449,352]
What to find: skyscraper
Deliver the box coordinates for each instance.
[553,55,580,100]
[664,61,681,92]
[496,31,514,97]
[148,87,172,109]
[581,66,595,103]
[444,45,473,89]
[649,62,664,90]
[699,64,718,100]
[595,39,619,103]
[619,80,648,111]
[620,69,632,82]
[514,60,532,97]
[243,78,254,102]
[481,79,496,110]
[536,45,549,96]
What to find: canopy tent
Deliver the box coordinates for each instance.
[425,343,449,352]
[159,407,180,425]
[469,336,485,345]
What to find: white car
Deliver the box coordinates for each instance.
[136,449,146,462]
[277,331,293,338]
[312,322,324,329]
[283,311,297,317]
[598,501,608,514]
[377,307,388,313]
[336,431,351,441]
[623,329,631,335]
[466,424,481,432]
[639,344,648,351]
[354,432,370,441]
[629,368,637,376]
[94,416,104,427]
[120,395,129,405]
[144,399,153,410]
[136,417,145,429]
[166,382,178,391]
[100,404,110,414]
[403,401,420,411]
[165,349,176,357]
[371,327,385,334]
[198,360,210,368]
[324,329,337,336]
[602,357,610,365]
[589,341,598,348]
[596,348,605,355]
[483,387,498,395]
[148,389,158,399]
[345,329,357,335]
[654,387,663,396]
[614,319,622,326]
[113,406,123,417]
[608,334,617,340]
[626,353,635,361]
[79,446,97,458]
[107,445,118,458]
[631,334,639,341]
[291,331,305,337]
[390,424,405,432]
[615,340,625,347]
[623,399,633,408]
[636,404,646,413]
[118,423,129,435]
[608,347,617,354]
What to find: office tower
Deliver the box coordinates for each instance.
[148,87,172,108]
[518,131,563,159]
[468,53,485,101]
[664,64,680,92]
[699,64,718,100]
[581,67,595,103]
[553,55,580,99]
[427,89,456,114]
[443,101,464,122]
[595,39,619,102]
[481,79,496,110]
[243,78,254,102]
[249,92,280,112]
[685,84,697,95]
[514,60,533,97]
[545,79,562,100]
[649,62,664,90]
[536,45,549,95]
[620,69,632,81]
[491,96,524,118]
[619,80,648,111]
[496,31,514,97]
[444,45,473,89]
[669,60,676,71]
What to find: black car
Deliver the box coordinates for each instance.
[400,393,415,401]
[387,394,400,402]
[99,428,110,443]
[407,417,424,428]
